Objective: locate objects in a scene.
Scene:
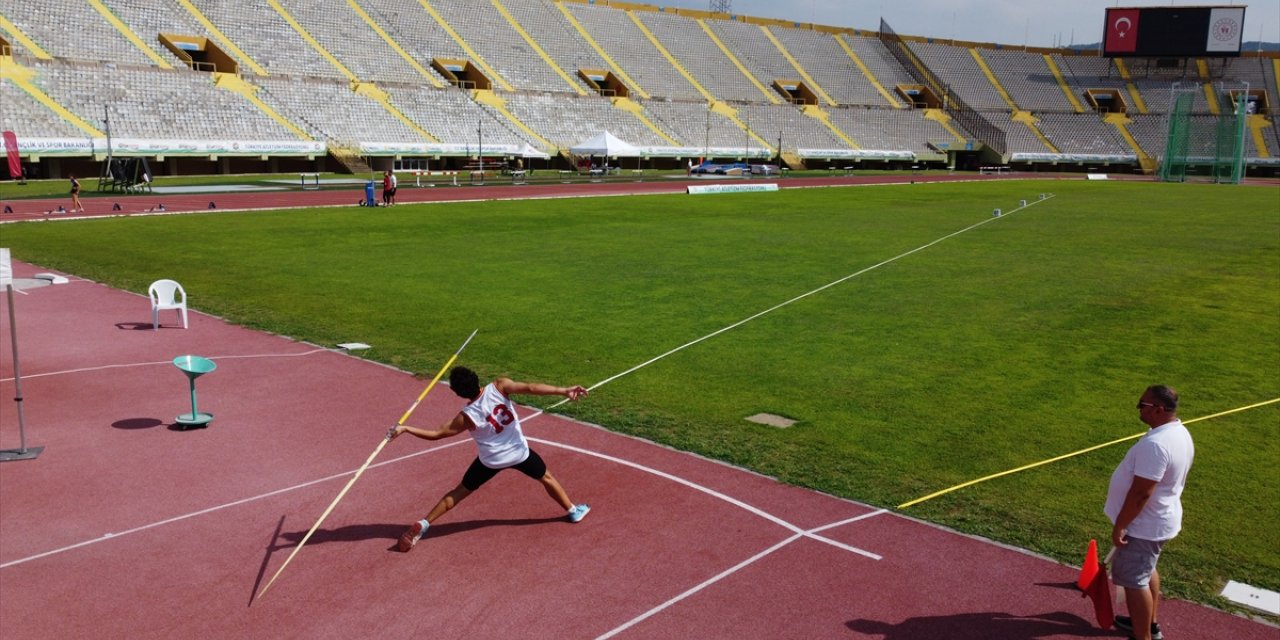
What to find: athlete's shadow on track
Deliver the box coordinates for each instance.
[277,523,403,545]
[276,516,564,547]
[251,515,562,606]
[848,611,1110,638]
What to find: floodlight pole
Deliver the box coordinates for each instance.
[704,103,710,162]
[98,107,114,191]
[1,283,44,462]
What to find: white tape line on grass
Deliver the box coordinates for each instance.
[528,194,1056,418]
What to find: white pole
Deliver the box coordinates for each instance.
[1,282,43,462]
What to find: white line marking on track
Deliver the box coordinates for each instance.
[0,430,883,573]
[0,440,470,569]
[1,349,332,382]
[594,508,890,640]
[596,534,803,640]
[530,437,884,560]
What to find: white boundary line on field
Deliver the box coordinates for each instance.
[527,194,1057,415]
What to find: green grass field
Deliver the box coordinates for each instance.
[5,179,1277,614]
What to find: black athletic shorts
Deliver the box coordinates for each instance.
[461,449,547,491]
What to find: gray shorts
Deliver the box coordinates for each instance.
[1111,536,1166,589]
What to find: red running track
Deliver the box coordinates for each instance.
[1,243,1273,637]
[3,172,1025,222]
[5,173,1272,222]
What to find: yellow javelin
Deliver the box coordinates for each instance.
[897,396,1280,510]
[256,329,478,601]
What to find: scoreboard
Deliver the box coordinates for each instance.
[1103,6,1246,57]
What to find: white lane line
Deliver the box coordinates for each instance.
[1,349,332,383]
[0,429,881,571]
[530,437,883,561]
[594,509,891,640]
[0,439,469,569]
[596,534,803,640]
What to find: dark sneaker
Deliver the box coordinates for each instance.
[397,521,427,552]
[1113,615,1163,640]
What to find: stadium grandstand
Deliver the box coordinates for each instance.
[1,0,1277,179]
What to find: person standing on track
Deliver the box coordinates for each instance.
[381,170,393,207]
[1104,385,1194,640]
[389,366,591,552]
[69,174,84,213]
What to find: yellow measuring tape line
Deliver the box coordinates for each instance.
[897,396,1280,510]
[256,329,477,601]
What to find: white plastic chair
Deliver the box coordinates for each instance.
[148,279,188,330]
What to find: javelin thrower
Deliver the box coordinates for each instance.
[389,366,592,551]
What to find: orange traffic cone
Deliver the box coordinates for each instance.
[1078,539,1114,629]
[1077,539,1100,591]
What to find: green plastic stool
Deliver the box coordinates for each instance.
[173,355,216,429]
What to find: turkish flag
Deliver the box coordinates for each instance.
[1105,8,1141,54]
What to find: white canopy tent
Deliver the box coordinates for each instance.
[568,131,641,157]
[519,144,551,160]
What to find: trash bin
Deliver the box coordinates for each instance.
[365,180,376,206]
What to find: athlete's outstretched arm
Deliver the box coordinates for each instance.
[496,377,588,401]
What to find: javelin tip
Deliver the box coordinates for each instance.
[455,328,479,355]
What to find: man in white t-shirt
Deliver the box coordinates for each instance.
[1104,385,1194,640]
[389,367,590,552]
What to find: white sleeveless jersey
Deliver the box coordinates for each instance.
[460,383,530,468]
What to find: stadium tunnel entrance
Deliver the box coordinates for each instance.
[159,34,237,74]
